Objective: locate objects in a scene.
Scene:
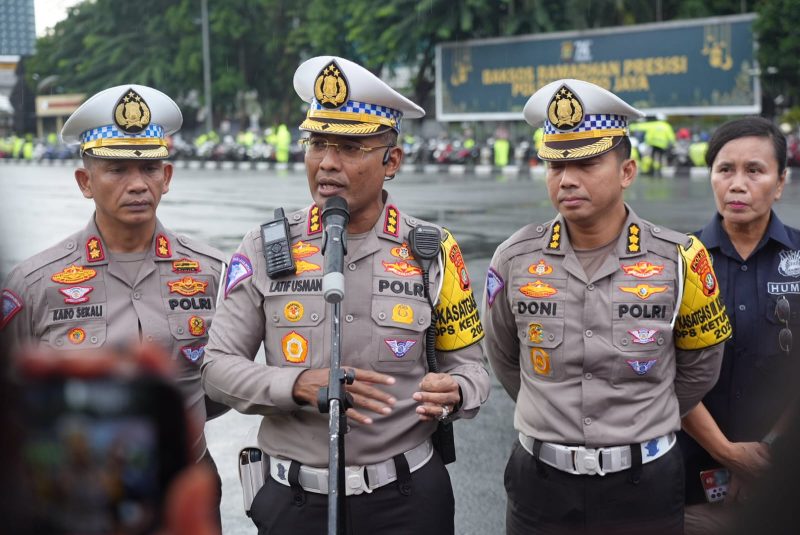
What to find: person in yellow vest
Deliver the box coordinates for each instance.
[494,130,510,168]
[275,123,291,163]
[643,116,675,177]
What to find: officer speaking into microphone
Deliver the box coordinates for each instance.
[201,56,490,534]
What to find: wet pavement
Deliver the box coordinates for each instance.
[2,161,799,534]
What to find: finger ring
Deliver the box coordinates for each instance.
[438,405,450,421]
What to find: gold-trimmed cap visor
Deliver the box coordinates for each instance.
[538,116,627,161]
[79,123,168,159]
[300,99,401,137]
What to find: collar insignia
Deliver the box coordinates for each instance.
[621,261,664,278]
[385,339,417,358]
[619,283,667,300]
[295,260,321,274]
[520,280,558,298]
[628,328,658,344]
[155,234,172,258]
[314,60,349,109]
[626,224,641,253]
[1,289,23,329]
[86,236,105,262]
[391,242,414,260]
[547,84,584,131]
[292,240,320,259]
[282,331,309,363]
[51,265,97,285]
[59,286,94,304]
[114,88,151,134]
[547,222,561,250]
[172,258,201,274]
[168,277,208,296]
[181,345,205,363]
[384,205,399,237]
[528,259,554,276]
[689,249,717,296]
[779,250,800,278]
[308,205,322,235]
[626,358,657,375]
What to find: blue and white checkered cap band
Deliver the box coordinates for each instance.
[310,99,403,128]
[80,123,165,144]
[544,114,627,135]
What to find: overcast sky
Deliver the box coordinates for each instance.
[34,0,82,36]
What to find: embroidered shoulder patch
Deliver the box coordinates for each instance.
[486,267,505,308]
[1,289,23,329]
[225,253,254,297]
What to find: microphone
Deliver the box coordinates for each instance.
[321,196,349,303]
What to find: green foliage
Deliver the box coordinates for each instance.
[25,0,798,127]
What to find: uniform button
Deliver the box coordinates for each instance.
[741,265,748,272]
[735,390,742,400]
[66,241,76,250]
[584,372,593,380]
[621,338,628,346]
[583,417,592,426]
[418,317,425,325]
[587,284,595,291]
[146,335,154,342]
[272,315,279,323]
[378,312,386,320]
[178,236,188,245]
[738,304,746,311]
[90,336,98,344]
[536,225,544,233]
[409,218,417,225]
[55,339,63,346]
[585,329,593,337]
[653,227,661,233]
[548,334,555,341]
[133,292,141,300]
[345,314,354,323]
[311,313,319,321]
[657,337,665,346]
[177,327,184,334]
[348,263,357,271]
[293,214,301,221]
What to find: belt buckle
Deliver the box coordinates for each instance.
[573,447,605,476]
[344,465,372,496]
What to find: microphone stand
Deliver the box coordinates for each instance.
[316,198,352,535]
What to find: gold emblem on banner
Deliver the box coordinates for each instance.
[114,88,151,133]
[314,61,348,109]
[547,85,583,131]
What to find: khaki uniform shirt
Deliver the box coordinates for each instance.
[202,194,489,466]
[1,216,226,461]
[484,207,730,447]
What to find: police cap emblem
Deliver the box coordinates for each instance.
[314,60,349,109]
[547,84,584,131]
[114,88,152,134]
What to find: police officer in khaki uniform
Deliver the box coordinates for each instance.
[201,56,490,535]
[483,79,731,534]
[0,85,227,477]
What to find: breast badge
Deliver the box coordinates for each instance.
[385,339,416,358]
[59,286,94,304]
[188,315,206,336]
[67,327,86,345]
[392,304,414,324]
[390,243,414,260]
[626,359,657,375]
[155,234,172,258]
[172,258,201,274]
[531,348,552,376]
[628,328,658,344]
[528,323,544,343]
[181,345,205,363]
[528,260,554,276]
[778,250,800,278]
[284,301,304,322]
[292,240,320,259]
[619,283,667,300]
[1,289,23,329]
[168,277,208,296]
[282,331,309,363]
[547,85,584,131]
[621,261,664,279]
[51,265,97,284]
[520,280,558,298]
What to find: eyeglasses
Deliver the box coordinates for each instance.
[775,296,793,354]
[300,138,394,163]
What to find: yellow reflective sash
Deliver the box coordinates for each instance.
[674,237,732,350]
[434,231,484,351]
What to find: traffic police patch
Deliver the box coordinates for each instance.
[282,331,308,363]
[619,283,667,300]
[385,339,417,358]
[520,280,558,298]
[1,289,23,329]
[486,268,504,308]
[621,261,664,279]
[225,254,253,298]
[626,358,657,375]
[59,286,94,304]
[51,265,97,284]
[86,236,105,262]
[168,277,208,296]
[181,344,205,363]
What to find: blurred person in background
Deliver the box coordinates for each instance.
[679,116,800,533]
